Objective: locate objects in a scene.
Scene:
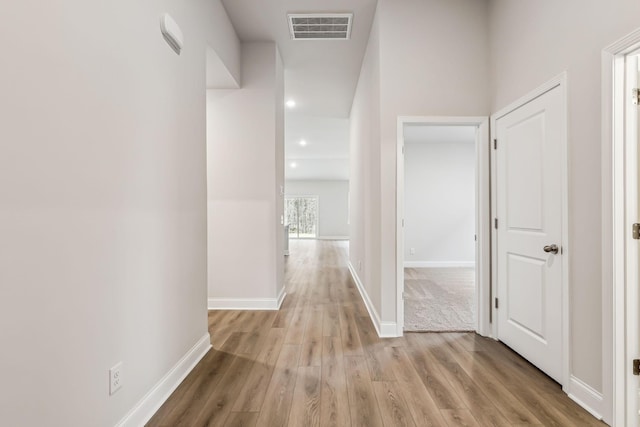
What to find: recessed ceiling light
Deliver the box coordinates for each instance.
[290,162,298,168]
[299,139,307,147]
[286,100,296,108]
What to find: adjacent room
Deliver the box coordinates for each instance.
[283,81,350,244]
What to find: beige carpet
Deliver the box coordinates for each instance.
[404,267,476,332]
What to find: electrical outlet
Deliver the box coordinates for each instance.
[410,247,415,255]
[110,362,123,395]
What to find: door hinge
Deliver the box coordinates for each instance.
[402,219,405,227]
[402,145,405,155]
[493,139,497,149]
[494,218,498,229]
[633,88,640,105]
[633,223,640,240]
[494,298,499,309]
[634,359,640,375]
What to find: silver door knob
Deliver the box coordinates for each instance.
[543,244,559,254]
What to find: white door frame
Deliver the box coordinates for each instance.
[396,116,491,337]
[490,72,571,394]
[602,27,640,426]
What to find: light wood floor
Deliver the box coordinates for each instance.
[147,240,605,427]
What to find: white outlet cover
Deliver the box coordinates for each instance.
[110,362,123,395]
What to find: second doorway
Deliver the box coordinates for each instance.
[399,121,485,332]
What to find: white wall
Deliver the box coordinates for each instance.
[207,42,285,306]
[207,0,241,86]
[285,180,350,238]
[0,0,238,425]
[350,0,489,327]
[404,140,475,266]
[275,48,285,303]
[350,3,382,316]
[489,0,640,418]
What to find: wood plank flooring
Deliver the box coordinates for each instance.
[147,240,605,427]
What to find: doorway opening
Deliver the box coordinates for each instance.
[396,116,491,337]
[402,126,477,331]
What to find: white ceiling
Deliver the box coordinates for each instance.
[221,0,378,181]
[286,115,349,180]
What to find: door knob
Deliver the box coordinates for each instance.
[543,244,559,254]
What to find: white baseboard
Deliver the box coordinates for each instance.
[115,333,211,427]
[404,261,475,268]
[347,262,399,338]
[566,375,604,420]
[317,236,349,241]
[208,287,286,310]
[276,286,287,308]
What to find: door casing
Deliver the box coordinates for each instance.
[396,116,491,337]
[602,27,640,426]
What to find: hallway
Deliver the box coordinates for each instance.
[147,240,604,426]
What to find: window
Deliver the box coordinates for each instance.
[285,196,318,239]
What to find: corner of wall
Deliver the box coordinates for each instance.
[348,261,399,338]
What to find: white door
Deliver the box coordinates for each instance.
[495,84,564,384]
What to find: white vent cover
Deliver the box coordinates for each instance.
[288,13,353,40]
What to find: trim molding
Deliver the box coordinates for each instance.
[317,236,349,241]
[276,286,287,308]
[348,262,399,337]
[115,333,211,427]
[601,27,640,426]
[567,375,604,420]
[397,116,491,338]
[208,287,286,310]
[404,261,475,268]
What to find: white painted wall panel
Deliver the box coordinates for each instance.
[207,42,284,302]
[404,140,475,265]
[350,4,382,315]
[0,0,239,424]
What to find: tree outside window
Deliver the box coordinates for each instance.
[285,196,318,239]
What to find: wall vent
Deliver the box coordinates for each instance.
[288,13,353,40]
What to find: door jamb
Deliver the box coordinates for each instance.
[602,27,640,426]
[489,72,570,393]
[396,116,491,337]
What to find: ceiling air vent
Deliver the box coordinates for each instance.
[288,13,353,40]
